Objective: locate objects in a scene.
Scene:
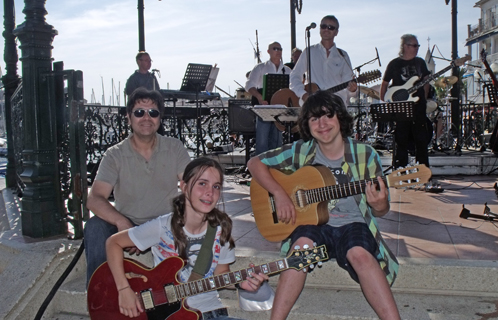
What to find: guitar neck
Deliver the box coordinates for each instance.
[175,258,288,298]
[325,80,352,94]
[308,176,388,203]
[408,63,454,95]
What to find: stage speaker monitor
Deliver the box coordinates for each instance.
[229,99,256,134]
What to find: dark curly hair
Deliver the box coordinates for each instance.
[297,90,353,141]
[170,157,235,259]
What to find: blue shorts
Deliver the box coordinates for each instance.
[286,222,379,283]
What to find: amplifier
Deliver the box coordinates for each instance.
[228,99,255,134]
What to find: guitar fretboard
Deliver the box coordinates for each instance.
[174,259,287,299]
[306,177,388,204]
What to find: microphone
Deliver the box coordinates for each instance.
[152,69,161,78]
[375,47,381,67]
[306,22,316,31]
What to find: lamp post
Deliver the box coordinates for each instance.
[137,0,162,52]
[290,0,302,54]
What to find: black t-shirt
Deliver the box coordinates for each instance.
[383,57,430,117]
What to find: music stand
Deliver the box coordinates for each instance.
[180,63,213,157]
[251,105,300,143]
[370,102,414,173]
[262,74,289,102]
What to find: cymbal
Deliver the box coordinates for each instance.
[434,76,458,88]
[358,86,380,100]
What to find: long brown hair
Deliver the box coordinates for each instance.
[170,157,235,259]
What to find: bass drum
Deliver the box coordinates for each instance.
[426,85,438,114]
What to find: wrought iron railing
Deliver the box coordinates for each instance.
[10,82,24,195]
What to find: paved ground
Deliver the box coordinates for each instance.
[222,172,498,261]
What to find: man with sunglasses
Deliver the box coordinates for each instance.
[84,88,190,285]
[125,52,161,96]
[380,34,431,169]
[245,41,292,155]
[290,15,357,106]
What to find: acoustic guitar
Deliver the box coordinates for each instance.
[384,55,470,103]
[269,70,382,132]
[250,164,432,242]
[87,245,328,320]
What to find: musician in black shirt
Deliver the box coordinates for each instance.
[380,34,431,168]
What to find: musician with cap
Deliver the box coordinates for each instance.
[245,41,292,156]
[380,34,431,168]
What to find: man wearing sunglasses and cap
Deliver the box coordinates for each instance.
[245,41,292,156]
[84,88,190,285]
[290,15,357,106]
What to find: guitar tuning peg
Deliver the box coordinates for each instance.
[303,244,309,249]
[294,245,301,250]
[302,268,307,273]
[317,261,323,267]
[312,242,317,247]
[309,264,315,269]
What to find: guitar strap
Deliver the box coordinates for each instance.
[188,223,218,281]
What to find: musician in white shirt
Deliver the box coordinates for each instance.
[245,42,292,155]
[290,15,357,105]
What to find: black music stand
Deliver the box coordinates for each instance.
[251,106,300,144]
[262,74,289,102]
[370,101,414,173]
[180,63,212,157]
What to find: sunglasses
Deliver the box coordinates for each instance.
[272,47,283,51]
[133,109,160,118]
[320,24,336,31]
[405,43,420,48]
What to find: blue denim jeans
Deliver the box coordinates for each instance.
[84,216,122,286]
[255,118,282,156]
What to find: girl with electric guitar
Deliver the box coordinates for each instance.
[103,157,268,319]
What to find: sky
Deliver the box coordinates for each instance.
[0,0,482,105]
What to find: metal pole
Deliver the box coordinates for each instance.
[2,0,20,188]
[138,0,145,51]
[290,0,296,53]
[450,0,461,151]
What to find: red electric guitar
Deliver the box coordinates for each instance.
[87,245,328,319]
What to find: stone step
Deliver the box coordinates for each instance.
[43,253,498,319]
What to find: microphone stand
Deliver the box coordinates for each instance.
[306,27,312,95]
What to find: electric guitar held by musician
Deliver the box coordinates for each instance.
[384,55,471,103]
[250,164,432,242]
[87,246,328,320]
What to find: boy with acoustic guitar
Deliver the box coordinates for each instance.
[247,90,401,320]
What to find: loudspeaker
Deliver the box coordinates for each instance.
[229,99,256,134]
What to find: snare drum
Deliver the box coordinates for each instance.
[426,85,438,114]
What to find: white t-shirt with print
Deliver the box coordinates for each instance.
[129,213,236,313]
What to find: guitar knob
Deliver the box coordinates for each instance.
[302,268,307,273]
[309,264,315,269]
[303,244,309,249]
[294,245,301,250]
[317,261,323,267]
[312,242,317,247]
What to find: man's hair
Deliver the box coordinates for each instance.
[321,15,339,28]
[268,41,281,50]
[297,91,353,141]
[135,51,150,61]
[126,87,165,116]
[291,48,302,54]
[399,34,417,57]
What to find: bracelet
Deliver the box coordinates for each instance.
[118,286,130,292]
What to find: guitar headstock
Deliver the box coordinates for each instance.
[286,244,328,272]
[387,164,432,188]
[455,54,471,67]
[357,70,382,85]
